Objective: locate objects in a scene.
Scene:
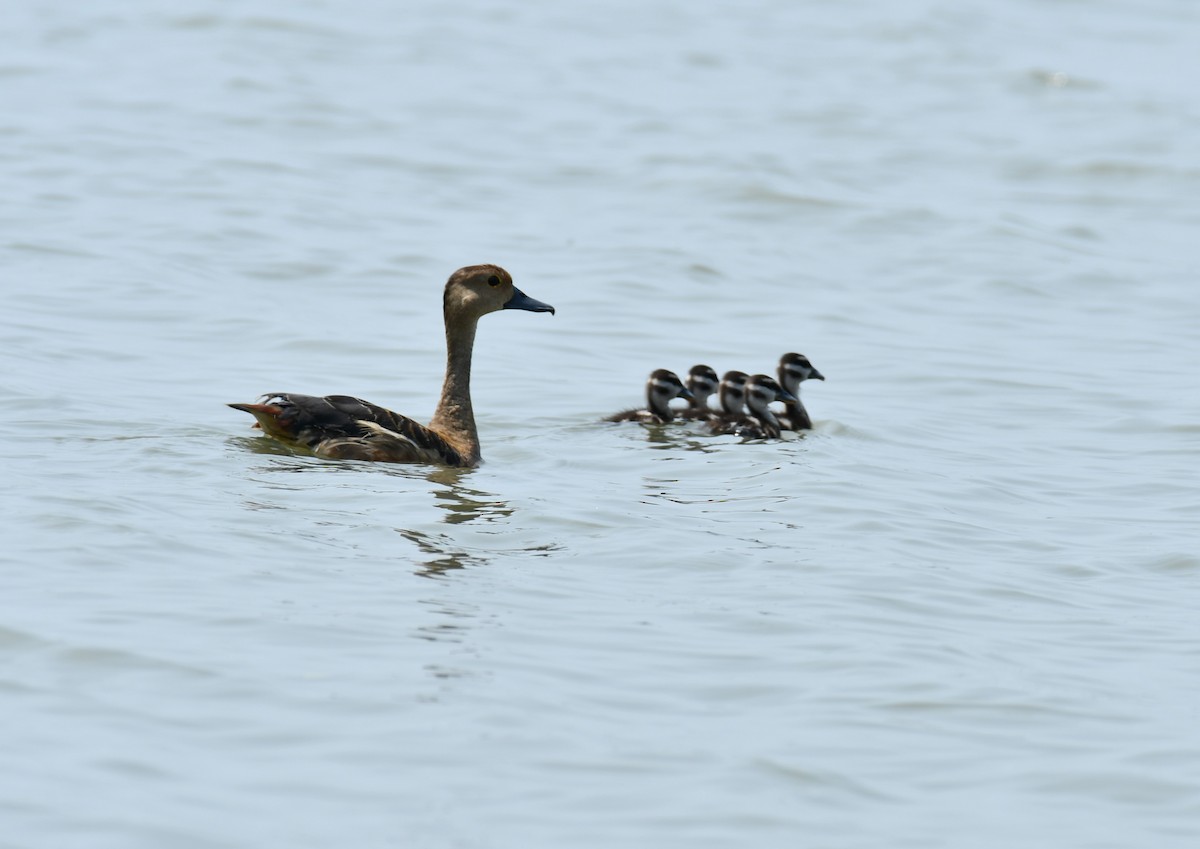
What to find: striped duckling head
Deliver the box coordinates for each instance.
[717,370,749,415]
[647,368,693,421]
[777,352,825,397]
[685,364,720,410]
[744,374,797,429]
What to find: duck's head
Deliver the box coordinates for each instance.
[686,364,720,405]
[745,374,797,414]
[443,264,556,323]
[777,352,824,395]
[718,370,749,414]
[646,368,692,416]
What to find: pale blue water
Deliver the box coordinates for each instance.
[3,1,1199,847]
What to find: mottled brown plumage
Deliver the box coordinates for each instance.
[229,264,554,466]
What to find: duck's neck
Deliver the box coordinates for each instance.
[648,391,675,423]
[748,400,780,430]
[428,316,481,463]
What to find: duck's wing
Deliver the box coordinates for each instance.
[228,393,467,465]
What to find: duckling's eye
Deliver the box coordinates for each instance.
[487,275,501,287]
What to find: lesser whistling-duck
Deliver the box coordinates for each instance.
[228,264,554,466]
[604,369,693,424]
[676,364,720,422]
[708,373,796,439]
[776,352,825,431]
[704,370,749,431]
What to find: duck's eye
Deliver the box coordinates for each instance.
[487,274,501,287]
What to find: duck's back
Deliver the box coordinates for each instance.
[229,393,468,465]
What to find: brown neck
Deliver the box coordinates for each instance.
[428,315,481,463]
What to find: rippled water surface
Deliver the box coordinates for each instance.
[3,1,1199,847]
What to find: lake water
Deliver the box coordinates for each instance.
[3,1,1199,847]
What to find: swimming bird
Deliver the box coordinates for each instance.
[708,374,796,439]
[604,369,693,424]
[776,352,825,431]
[676,364,720,422]
[228,264,554,466]
[704,370,749,432]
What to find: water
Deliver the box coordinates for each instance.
[3,0,1199,847]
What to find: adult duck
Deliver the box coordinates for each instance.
[229,264,554,466]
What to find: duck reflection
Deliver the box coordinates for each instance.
[398,527,478,576]
[424,466,513,526]
[230,441,557,577]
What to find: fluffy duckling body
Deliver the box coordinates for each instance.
[708,374,796,439]
[605,369,693,424]
[776,352,825,431]
[676,364,720,422]
[229,265,554,466]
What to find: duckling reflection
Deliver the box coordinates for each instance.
[604,369,692,424]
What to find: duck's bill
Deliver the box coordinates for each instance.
[778,387,799,403]
[504,287,556,314]
[811,369,826,381]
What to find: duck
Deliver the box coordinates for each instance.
[228,264,555,466]
[776,352,825,431]
[604,369,693,424]
[704,370,749,432]
[676,364,720,422]
[708,374,796,439]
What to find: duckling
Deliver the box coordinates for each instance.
[605,369,693,424]
[776,352,825,431]
[676,364,720,422]
[709,374,796,439]
[228,264,554,466]
[704,370,749,433]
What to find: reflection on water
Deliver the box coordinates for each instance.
[230,437,564,576]
[632,422,725,452]
[423,466,513,526]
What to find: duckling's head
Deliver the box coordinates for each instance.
[778,352,825,394]
[443,264,555,323]
[646,368,692,419]
[745,374,797,414]
[686,364,720,405]
[718,370,749,414]
[648,369,691,400]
